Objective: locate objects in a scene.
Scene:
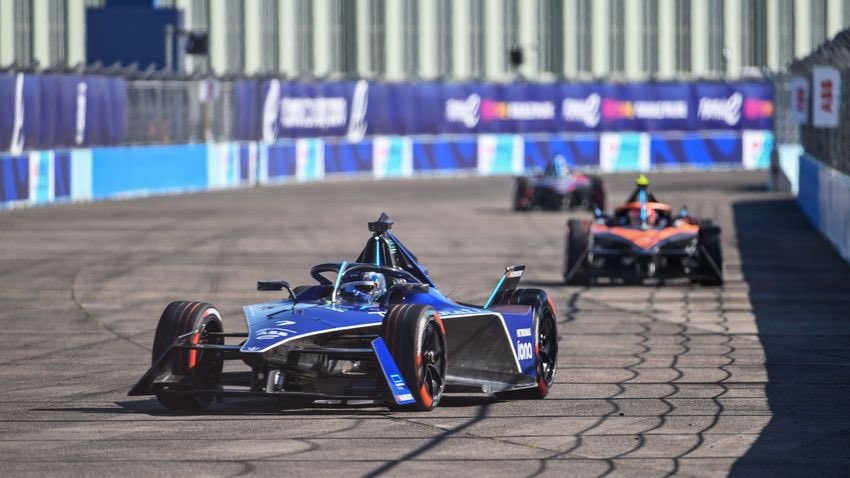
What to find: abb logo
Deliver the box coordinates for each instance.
[820,79,833,113]
[812,66,840,127]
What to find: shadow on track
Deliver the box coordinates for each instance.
[730,198,850,476]
[39,395,497,418]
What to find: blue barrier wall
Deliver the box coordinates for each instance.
[794,154,850,263]
[91,144,208,198]
[798,155,821,228]
[0,130,773,209]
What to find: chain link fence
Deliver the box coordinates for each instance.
[125,78,253,145]
[770,73,800,147]
[786,29,850,176]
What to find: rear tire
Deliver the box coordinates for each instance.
[564,219,592,285]
[492,289,558,399]
[513,177,533,211]
[697,221,724,286]
[381,304,447,411]
[588,175,606,211]
[152,301,224,410]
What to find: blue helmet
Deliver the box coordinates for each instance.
[339,271,387,303]
[544,155,569,178]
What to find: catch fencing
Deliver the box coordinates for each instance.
[782,29,850,176]
[773,27,850,264]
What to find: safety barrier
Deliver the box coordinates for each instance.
[797,155,850,262]
[771,28,850,264]
[0,130,771,209]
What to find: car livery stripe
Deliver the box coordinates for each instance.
[240,320,385,353]
[371,337,416,406]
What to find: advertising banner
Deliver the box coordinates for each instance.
[812,66,841,128]
[0,73,126,153]
[790,77,810,124]
[261,79,369,141]
[256,79,773,140]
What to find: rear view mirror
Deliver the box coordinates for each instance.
[258,280,297,302]
[257,280,290,291]
[593,207,603,219]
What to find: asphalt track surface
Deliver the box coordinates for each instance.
[2,171,849,477]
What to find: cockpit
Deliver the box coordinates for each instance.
[613,202,674,229]
[543,154,571,178]
[292,214,435,305]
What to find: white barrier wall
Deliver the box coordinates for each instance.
[819,164,850,263]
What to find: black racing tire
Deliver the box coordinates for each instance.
[152,301,224,410]
[564,219,592,285]
[381,304,447,411]
[492,289,558,399]
[697,221,724,286]
[588,175,606,211]
[513,177,533,211]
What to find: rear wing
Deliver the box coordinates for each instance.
[484,265,526,309]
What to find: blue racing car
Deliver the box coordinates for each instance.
[129,214,558,411]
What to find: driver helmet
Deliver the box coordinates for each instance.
[544,155,570,178]
[339,271,387,303]
[627,207,657,226]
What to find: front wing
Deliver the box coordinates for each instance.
[129,309,541,403]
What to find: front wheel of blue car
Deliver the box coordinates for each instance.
[151,301,224,410]
[381,304,447,411]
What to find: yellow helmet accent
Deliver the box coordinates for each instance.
[636,174,650,187]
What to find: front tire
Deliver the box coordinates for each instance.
[492,289,558,399]
[513,177,533,211]
[152,301,224,410]
[381,304,447,411]
[564,219,592,285]
[588,175,606,211]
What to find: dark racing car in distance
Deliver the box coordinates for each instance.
[130,214,558,411]
[563,175,723,286]
[513,155,606,211]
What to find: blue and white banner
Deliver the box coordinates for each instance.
[373,136,412,179]
[477,134,524,175]
[255,79,774,140]
[600,132,650,172]
[2,130,774,209]
[0,73,126,153]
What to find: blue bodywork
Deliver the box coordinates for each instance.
[240,279,537,378]
[130,214,544,406]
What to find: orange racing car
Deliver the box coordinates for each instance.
[563,175,723,286]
